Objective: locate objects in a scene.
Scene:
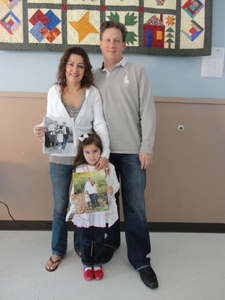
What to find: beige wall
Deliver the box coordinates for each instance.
[1,92,225,223]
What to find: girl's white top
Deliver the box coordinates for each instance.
[66,163,120,228]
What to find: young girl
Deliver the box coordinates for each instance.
[66,133,120,281]
[84,191,91,207]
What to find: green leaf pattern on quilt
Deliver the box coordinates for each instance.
[126,32,138,45]
[125,12,137,26]
[107,12,120,23]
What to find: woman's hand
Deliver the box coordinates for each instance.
[95,157,110,175]
[34,126,45,142]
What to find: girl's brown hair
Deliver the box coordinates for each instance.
[74,133,103,169]
[56,46,93,94]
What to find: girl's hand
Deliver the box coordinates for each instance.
[106,186,114,195]
[71,194,76,201]
[95,157,110,175]
[34,126,46,143]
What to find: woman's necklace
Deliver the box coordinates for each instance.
[66,87,83,107]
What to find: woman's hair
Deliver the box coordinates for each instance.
[56,46,93,94]
[100,21,127,42]
[74,133,103,169]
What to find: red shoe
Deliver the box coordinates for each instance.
[94,266,104,280]
[83,268,94,281]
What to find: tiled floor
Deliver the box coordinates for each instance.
[0,231,224,300]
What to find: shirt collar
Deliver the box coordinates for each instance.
[99,57,127,71]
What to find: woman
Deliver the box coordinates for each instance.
[34,46,109,272]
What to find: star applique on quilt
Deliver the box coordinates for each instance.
[69,11,99,43]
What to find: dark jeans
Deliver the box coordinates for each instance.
[78,226,106,267]
[106,154,151,270]
[93,193,99,206]
[89,193,95,206]
[50,162,77,257]
[62,135,68,150]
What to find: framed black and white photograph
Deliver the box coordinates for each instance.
[43,116,74,155]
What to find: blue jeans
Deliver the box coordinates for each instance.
[50,162,78,257]
[92,193,99,207]
[107,154,151,270]
[89,193,95,206]
[78,226,106,267]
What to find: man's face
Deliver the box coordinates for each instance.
[100,28,126,65]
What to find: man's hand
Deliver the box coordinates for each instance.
[95,157,110,175]
[139,152,153,169]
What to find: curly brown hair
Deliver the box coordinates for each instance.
[74,133,103,170]
[100,21,127,42]
[56,46,93,94]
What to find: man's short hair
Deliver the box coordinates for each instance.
[100,21,127,42]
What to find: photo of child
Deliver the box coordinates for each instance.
[84,191,91,207]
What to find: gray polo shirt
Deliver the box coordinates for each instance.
[93,58,156,155]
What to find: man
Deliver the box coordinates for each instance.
[47,120,59,149]
[61,122,70,150]
[93,21,158,289]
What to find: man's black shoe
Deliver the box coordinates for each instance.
[102,246,115,264]
[138,266,159,289]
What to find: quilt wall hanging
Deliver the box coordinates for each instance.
[0,0,212,56]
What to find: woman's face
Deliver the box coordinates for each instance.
[65,54,85,86]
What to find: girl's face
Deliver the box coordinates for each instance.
[83,144,101,166]
[65,54,85,85]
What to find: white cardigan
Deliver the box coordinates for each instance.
[34,84,110,158]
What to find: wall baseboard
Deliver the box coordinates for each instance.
[0,221,224,233]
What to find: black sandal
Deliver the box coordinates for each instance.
[45,256,61,272]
